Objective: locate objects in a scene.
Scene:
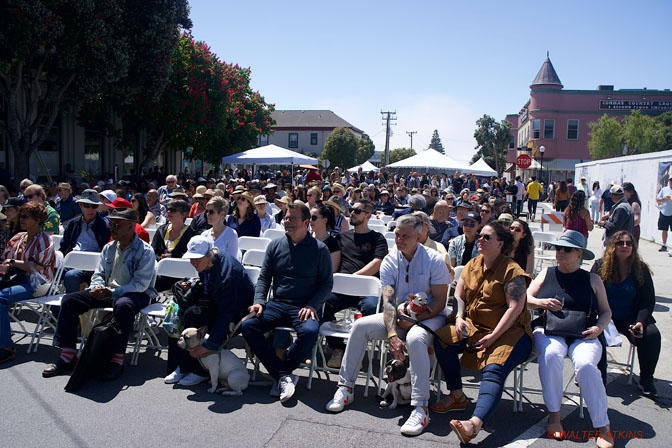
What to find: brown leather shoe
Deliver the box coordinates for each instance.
[42,358,77,378]
[0,346,16,364]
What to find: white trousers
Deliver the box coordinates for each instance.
[533,328,609,428]
[338,312,445,407]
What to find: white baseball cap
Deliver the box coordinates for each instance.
[99,190,117,203]
[182,235,213,259]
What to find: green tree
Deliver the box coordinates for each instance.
[429,129,444,154]
[622,110,664,154]
[657,111,672,151]
[355,133,375,165]
[588,115,624,159]
[472,115,511,176]
[322,127,359,169]
[0,0,190,180]
[389,147,416,164]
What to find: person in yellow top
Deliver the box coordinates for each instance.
[525,176,543,222]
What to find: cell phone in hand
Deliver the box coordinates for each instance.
[629,324,642,336]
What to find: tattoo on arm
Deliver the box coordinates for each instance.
[505,276,527,303]
[382,285,396,332]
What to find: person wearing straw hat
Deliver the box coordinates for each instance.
[527,230,614,447]
[254,195,277,233]
[44,208,157,381]
[227,191,261,237]
[274,196,291,226]
[323,196,349,235]
[55,182,81,224]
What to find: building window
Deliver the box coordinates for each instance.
[531,120,540,139]
[544,120,555,139]
[310,133,318,145]
[567,119,579,140]
[84,130,102,174]
[509,135,515,149]
[288,133,298,148]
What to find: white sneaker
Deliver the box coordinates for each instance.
[326,386,354,413]
[164,367,185,384]
[178,372,209,386]
[279,374,299,402]
[270,381,280,397]
[400,406,430,436]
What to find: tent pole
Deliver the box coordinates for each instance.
[292,163,294,187]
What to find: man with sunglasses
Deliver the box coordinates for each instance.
[44,208,156,381]
[59,189,111,293]
[157,174,180,204]
[322,200,388,368]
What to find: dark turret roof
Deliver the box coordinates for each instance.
[531,52,563,88]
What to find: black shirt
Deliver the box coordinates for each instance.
[461,240,476,266]
[321,234,341,253]
[338,229,388,275]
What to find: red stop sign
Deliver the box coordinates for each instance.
[516,154,532,169]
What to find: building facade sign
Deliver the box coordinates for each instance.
[599,100,672,111]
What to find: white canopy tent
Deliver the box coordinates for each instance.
[221,144,318,185]
[386,148,468,171]
[465,158,497,177]
[347,161,379,173]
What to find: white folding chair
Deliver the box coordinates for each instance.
[532,231,558,272]
[308,274,382,394]
[379,215,392,224]
[244,266,261,284]
[262,228,285,240]
[238,236,272,252]
[51,234,63,251]
[27,251,102,353]
[384,232,395,239]
[146,228,157,242]
[130,258,198,365]
[184,218,193,226]
[241,249,266,267]
[368,223,387,233]
[386,238,395,250]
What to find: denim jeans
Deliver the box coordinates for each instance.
[54,290,149,354]
[0,280,35,347]
[434,333,532,424]
[322,292,379,350]
[241,301,319,380]
[528,199,538,217]
[63,269,93,294]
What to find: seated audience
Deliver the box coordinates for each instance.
[201,197,238,258]
[152,199,196,292]
[507,219,535,275]
[227,192,260,237]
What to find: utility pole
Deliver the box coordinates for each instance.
[406,130,417,150]
[381,111,397,166]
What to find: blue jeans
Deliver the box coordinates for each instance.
[434,333,532,424]
[63,269,93,294]
[0,280,36,347]
[241,301,319,380]
[322,292,379,350]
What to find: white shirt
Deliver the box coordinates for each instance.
[380,243,450,306]
[201,227,238,258]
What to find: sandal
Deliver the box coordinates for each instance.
[450,419,478,444]
[0,346,16,364]
[431,394,468,413]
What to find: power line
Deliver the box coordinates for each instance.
[406,131,417,150]
[381,111,397,166]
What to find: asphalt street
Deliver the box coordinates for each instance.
[1,206,670,447]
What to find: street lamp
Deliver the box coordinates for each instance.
[539,145,545,183]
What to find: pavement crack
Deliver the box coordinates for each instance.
[263,416,288,447]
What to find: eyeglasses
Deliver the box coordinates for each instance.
[25,194,37,200]
[463,221,477,228]
[284,216,304,222]
[405,263,410,283]
[554,246,576,253]
[351,208,366,215]
[616,240,633,247]
[109,222,124,230]
[510,226,523,233]
[480,209,491,214]
[310,215,320,221]
[205,209,218,215]
[478,234,491,241]
[81,203,98,209]
[131,199,138,203]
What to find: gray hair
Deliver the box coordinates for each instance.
[408,194,426,209]
[396,214,422,234]
[167,199,190,214]
[207,196,229,213]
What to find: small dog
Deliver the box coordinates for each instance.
[399,292,429,320]
[178,326,250,396]
[378,358,412,409]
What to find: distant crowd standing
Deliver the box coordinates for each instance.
[0,166,665,447]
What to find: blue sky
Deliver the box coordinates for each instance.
[188,0,672,163]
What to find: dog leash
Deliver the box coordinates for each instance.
[395,312,457,347]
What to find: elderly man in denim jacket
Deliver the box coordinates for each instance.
[44,208,157,381]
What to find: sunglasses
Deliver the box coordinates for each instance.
[554,246,576,253]
[310,215,320,221]
[284,216,303,222]
[205,209,218,215]
[351,208,366,215]
[109,222,125,230]
[405,263,410,283]
[616,240,633,247]
[81,203,98,209]
[481,209,491,214]
[478,234,491,241]
[463,221,477,228]
[510,226,523,233]
[25,194,38,200]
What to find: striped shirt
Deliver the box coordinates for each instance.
[3,232,56,281]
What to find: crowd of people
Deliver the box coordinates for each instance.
[0,166,666,446]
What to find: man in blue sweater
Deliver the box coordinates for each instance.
[241,201,333,402]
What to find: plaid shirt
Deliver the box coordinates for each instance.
[448,234,480,266]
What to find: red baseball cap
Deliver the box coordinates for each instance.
[110,198,132,209]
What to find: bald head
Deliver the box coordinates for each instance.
[432,200,451,221]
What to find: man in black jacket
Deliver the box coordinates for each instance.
[598,185,634,244]
[60,189,110,293]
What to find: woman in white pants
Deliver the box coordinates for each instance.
[527,230,614,448]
